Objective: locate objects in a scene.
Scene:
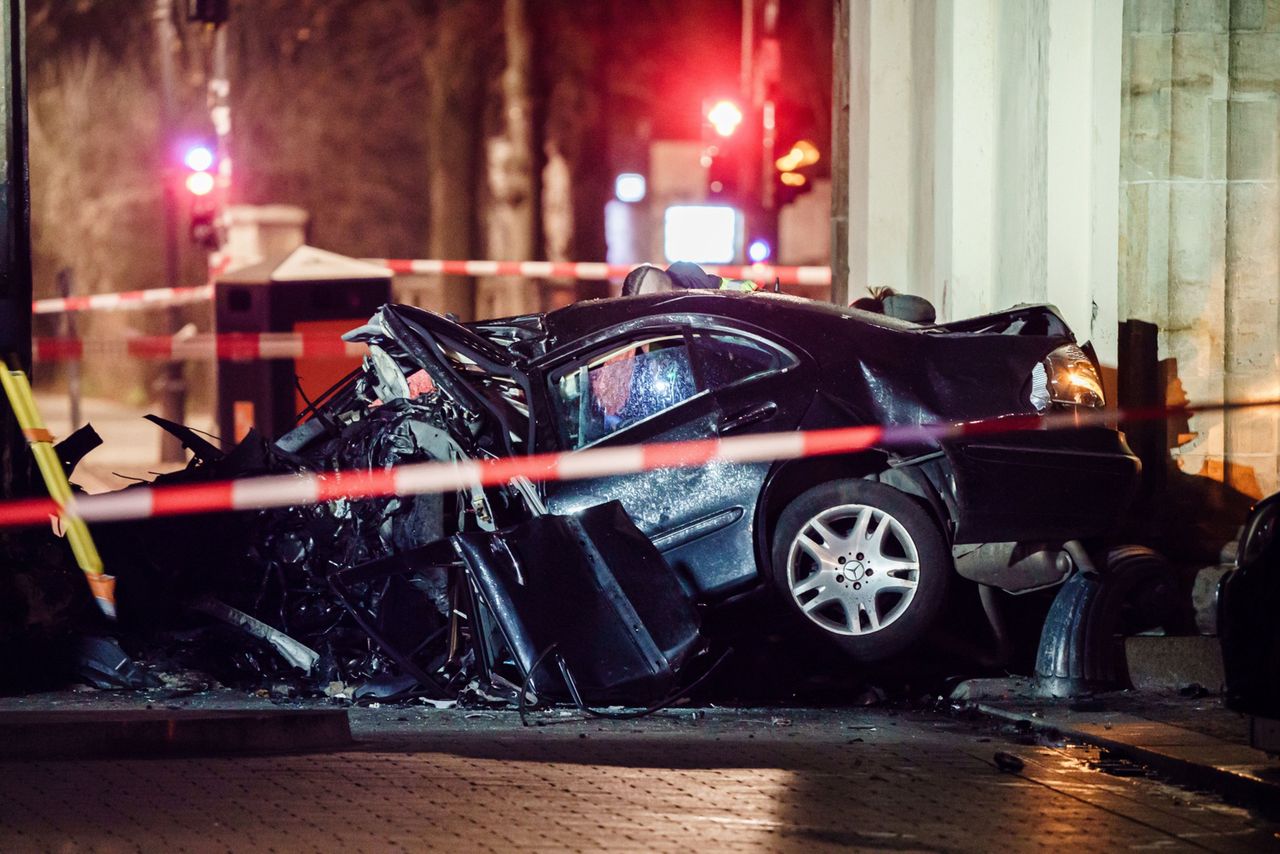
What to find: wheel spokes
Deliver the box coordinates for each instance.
[861,601,881,632]
[843,602,862,634]
[849,507,873,547]
[791,571,827,596]
[875,575,918,594]
[865,513,891,560]
[796,531,836,563]
[802,588,840,614]
[787,501,924,638]
[876,558,919,577]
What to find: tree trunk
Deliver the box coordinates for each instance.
[423,0,488,322]
[479,0,539,319]
[538,2,609,310]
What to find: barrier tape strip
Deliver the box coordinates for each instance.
[32,284,214,315]
[28,262,833,315]
[368,259,832,287]
[0,399,1274,531]
[32,333,367,363]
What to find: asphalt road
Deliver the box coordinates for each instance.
[1,705,1276,852]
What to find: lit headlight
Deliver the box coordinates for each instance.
[1029,344,1105,411]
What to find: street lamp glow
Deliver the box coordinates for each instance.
[615,173,646,203]
[775,139,820,172]
[184,146,215,172]
[707,100,743,138]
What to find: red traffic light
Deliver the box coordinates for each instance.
[185,171,215,196]
[181,145,216,196]
[706,100,743,138]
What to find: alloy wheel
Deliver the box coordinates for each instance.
[786,503,921,636]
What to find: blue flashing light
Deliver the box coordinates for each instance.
[747,239,772,263]
[184,146,214,173]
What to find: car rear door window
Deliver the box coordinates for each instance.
[555,336,698,449]
[552,330,794,450]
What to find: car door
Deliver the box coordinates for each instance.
[539,322,802,598]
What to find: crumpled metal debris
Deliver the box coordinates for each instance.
[87,305,714,712]
[10,304,717,707]
[192,597,319,675]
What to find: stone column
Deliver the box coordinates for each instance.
[840,0,1122,362]
[845,0,942,309]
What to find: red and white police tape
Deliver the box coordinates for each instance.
[29,261,832,314]
[32,333,366,363]
[0,399,1274,530]
[31,284,214,315]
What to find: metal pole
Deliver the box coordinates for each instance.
[830,0,851,306]
[208,19,230,257]
[0,0,31,499]
[153,0,186,463]
[759,0,779,255]
[56,268,80,429]
[739,0,758,262]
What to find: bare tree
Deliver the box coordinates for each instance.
[421,0,494,322]
[231,0,430,257]
[477,0,539,319]
[28,48,172,398]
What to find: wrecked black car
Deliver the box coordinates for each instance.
[92,286,1140,707]
[305,290,1138,660]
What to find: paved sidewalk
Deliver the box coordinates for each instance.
[975,691,1280,819]
[0,700,1277,852]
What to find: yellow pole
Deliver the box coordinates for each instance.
[0,361,115,618]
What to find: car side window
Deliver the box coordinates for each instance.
[554,335,699,449]
[552,330,794,450]
[692,332,791,390]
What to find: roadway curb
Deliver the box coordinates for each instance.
[0,709,352,759]
[976,703,1280,818]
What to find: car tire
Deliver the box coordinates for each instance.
[770,479,950,662]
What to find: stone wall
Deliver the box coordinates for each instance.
[1120,0,1280,510]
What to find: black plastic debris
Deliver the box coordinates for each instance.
[455,500,703,707]
[73,636,159,690]
[352,673,423,703]
[53,424,103,478]
[993,751,1026,773]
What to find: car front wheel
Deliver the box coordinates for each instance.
[770,480,950,662]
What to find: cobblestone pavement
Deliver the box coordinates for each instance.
[1,707,1277,852]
